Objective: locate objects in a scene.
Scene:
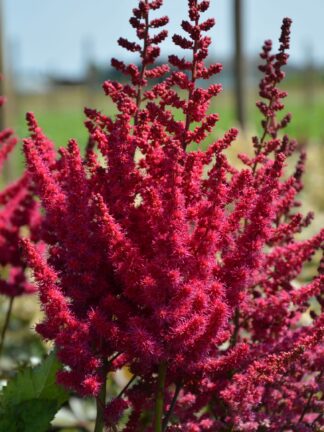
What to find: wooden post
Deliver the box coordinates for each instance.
[233,0,246,130]
[0,0,15,182]
[303,43,315,108]
[0,0,5,132]
[83,36,97,108]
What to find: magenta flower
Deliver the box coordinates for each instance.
[22,1,323,430]
[0,90,40,299]
[0,80,42,358]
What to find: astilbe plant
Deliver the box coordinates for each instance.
[0,82,41,357]
[21,1,323,431]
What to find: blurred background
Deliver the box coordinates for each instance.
[0,1,323,429]
[1,0,324,149]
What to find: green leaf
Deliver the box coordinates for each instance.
[0,351,69,432]
[0,400,58,432]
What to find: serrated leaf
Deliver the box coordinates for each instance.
[0,351,69,432]
[0,400,58,432]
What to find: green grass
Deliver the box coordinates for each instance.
[13,109,90,174]
[15,88,324,144]
[284,96,324,141]
[16,110,88,146]
[7,86,324,176]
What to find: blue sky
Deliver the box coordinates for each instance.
[4,0,324,77]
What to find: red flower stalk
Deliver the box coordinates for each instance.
[22,2,323,431]
[145,0,223,149]
[0,81,42,357]
[0,91,40,299]
[105,0,169,122]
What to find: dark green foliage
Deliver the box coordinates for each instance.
[0,351,69,432]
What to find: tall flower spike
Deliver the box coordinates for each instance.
[254,17,292,151]
[86,0,170,188]
[105,0,169,117]
[169,0,222,148]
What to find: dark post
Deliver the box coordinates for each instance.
[0,0,14,182]
[0,0,5,131]
[83,36,97,107]
[233,0,246,130]
[303,43,315,108]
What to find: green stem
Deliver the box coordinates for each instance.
[154,362,167,432]
[230,307,240,347]
[162,382,181,431]
[0,296,14,358]
[94,365,108,432]
[117,374,136,399]
[298,370,323,424]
